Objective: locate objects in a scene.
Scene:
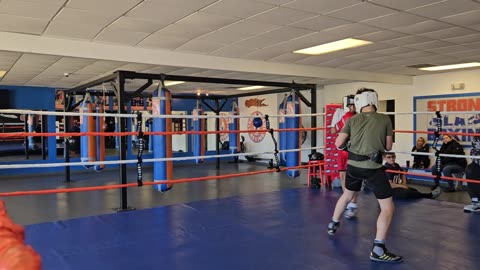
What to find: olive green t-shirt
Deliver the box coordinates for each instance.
[341,112,393,169]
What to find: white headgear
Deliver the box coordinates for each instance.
[342,95,355,111]
[354,88,378,113]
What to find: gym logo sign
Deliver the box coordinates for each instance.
[414,92,480,148]
[245,98,268,108]
[247,111,266,143]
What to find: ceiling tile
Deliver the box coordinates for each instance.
[440,9,480,27]
[294,55,336,65]
[53,8,116,27]
[190,70,230,77]
[119,63,157,72]
[404,40,455,50]
[356,30,407,42]
[137,33,190,49]
[338,60,376,69]
[0,14,49,35]
[418,27,477,39]
[203,0,275,18]
[268,53,310,63]
[438,49,480,60]
[362,62,393,71]
[339,42,392,55]
[176,40,228,54]
[95,28,150,45]
[320,23,382,40]
[67,0,141,17]
[234,36,280,49]
[407,0,480,19]
[259,26,314,41]
[317,57,356,67]
[109,17,166,33]
[243,43,292,60]
[382,35,433,46]
[45,21,104,40]
[369,0,445,10]
[146,0,219,10]
[465,41,480,49]
[426,45,476,54]
[374,46,416,55]
[255,0,293,4]
[223,20,279,35]
[443,33,480,45]
[290,15,351,31]
[176,12,240,30]
[169,67,206,76]
[0,51,22,70]
[285,0,360,15]
[392,20,454,34]
[470,23,480,31]
[284,32,344,51]
[141,66,182,74]
[395,50,436,59]
[77,60,127,74]
[127,2,196,25]
[0,0,63,20]
[154,23,213,39]
[210,45,256,58]
[196,28,253,44]
[343,52,382,61]
[367,55,403,63]
[325,2,396,22]
[250,7,317,25]
[361,12,429,29]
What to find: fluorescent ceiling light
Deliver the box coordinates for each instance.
[237,86,266,91]
[293,38,372,55]
[164,81,185,86]
[418,62,480,71]
[0,71,6,77]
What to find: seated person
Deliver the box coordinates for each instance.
[411,136,430,169]
[383,153,441,200]
[431,135,467,192]
[464,136,480,213]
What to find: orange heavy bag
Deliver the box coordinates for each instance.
[0,201,41,270]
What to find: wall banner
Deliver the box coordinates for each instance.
[414,92,480,149]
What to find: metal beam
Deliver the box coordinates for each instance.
[228,87,295,98]
[294,89,312,108]
[128,79,152,99]
[64,72,118,95]
[120,71,315,89]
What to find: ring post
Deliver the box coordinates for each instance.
[114,71,135,212]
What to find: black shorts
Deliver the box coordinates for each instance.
[345,165,392,199]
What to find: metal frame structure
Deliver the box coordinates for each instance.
[64,70,318,211]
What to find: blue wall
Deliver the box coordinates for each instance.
[5,85,56,110]
[1,87,238,175]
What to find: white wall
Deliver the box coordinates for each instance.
[318,69,480,166]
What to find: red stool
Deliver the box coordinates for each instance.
[307,160,325,187]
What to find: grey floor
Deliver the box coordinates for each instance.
[0,161,471,226]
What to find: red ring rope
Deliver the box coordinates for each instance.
[0,164,316,197]
[0,127,326,138]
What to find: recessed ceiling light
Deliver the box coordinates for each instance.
[164,81,185,86]
[237,86,266,91]
[293,38,372,55]
[0,71,6,77]
[418,62,480,71]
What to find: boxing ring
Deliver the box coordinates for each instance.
[1,73,480,269]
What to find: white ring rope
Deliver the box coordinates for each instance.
[0,147,324,169]
[389,150,479,160]
[0,109,325,119]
